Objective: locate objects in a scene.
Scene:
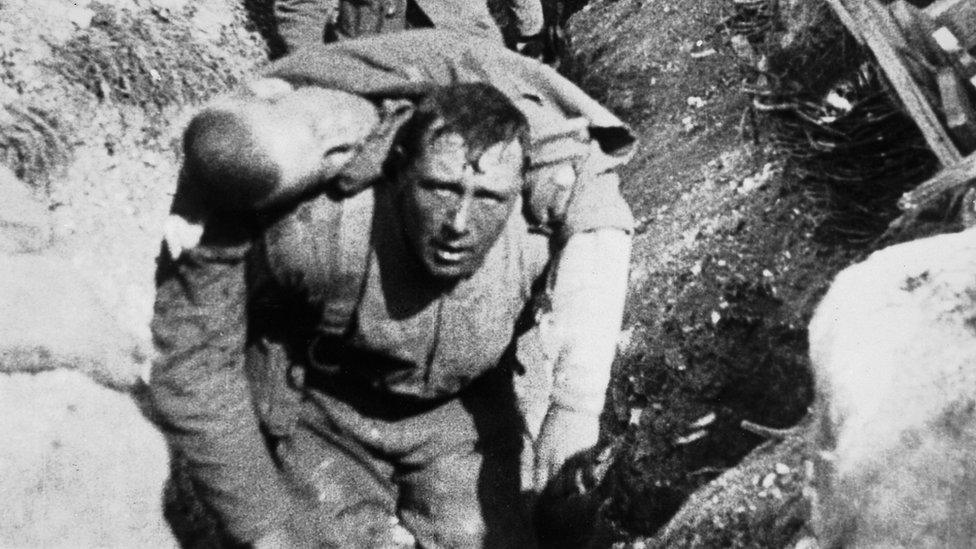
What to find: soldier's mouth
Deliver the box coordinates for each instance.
[432,242,470,264]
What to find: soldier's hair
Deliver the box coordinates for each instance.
[182,106,280,211]
[393,83,529,170]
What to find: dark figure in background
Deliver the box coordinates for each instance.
[273,0,544,53]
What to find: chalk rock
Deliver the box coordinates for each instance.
[0,254,149,389]
[809,227,976,547]
[0,369,173,547]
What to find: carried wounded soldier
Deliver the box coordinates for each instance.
[151,29,636,548]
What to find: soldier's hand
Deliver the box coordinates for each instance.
[532,404,600,491]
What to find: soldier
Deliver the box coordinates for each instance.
[273,0,545,57]
[274,0,503,53]
[151,30,634,548]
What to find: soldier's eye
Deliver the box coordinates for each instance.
[474,189,506,204]
[420,179,459,198]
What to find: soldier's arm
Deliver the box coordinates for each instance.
[526,145,634,488]
[548,173,632,417]
[150,221,299,543]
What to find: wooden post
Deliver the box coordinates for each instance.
[937,68,976,153]
[890,0,950,68]
[926,0,976,52]
[898,152,976,211]
[931,27,976,89]
[829,0,963,166]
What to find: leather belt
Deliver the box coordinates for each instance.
[302,333,450,417]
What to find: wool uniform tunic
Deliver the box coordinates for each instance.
[260,186,549,400]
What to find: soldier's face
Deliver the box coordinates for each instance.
[400,131,524,280]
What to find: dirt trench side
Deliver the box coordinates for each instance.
[0,4,266,546]
[1,0,266,375]
[561,0,874,544]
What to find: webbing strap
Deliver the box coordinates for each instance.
[262,188,375,336]
[320,187,374,334]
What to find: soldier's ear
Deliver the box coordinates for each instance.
[392,143,406,161]
[387,144,407,172]
[383,144,416,191]
[316,141,362,185]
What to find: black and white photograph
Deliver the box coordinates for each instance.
[1,0,974,547]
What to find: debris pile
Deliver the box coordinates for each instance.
[732,0,941,243]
